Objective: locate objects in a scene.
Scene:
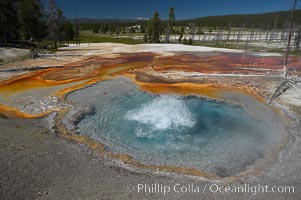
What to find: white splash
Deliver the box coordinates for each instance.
[124,95,196,130]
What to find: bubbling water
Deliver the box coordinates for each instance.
[124,95,196,138]
[71,78,283,177]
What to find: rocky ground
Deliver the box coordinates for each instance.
[0,47,30,63]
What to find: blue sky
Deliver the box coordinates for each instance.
[42,0,300,20]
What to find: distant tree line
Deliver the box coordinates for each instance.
[76,8,301,46]
[176,9,301,30]
[77,9,301,38]
[0,0,75,48]
[81,23,146,34]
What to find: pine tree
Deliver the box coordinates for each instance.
[178,27,184,43]
[63,22,74,45]
[0,0,19,43]
[151,11,161,43]
[18,0,44,41]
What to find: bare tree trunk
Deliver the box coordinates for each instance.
[190,23,196,41]
[75,0,80,46]
[208,32,211,45]
[294,30,301,50]
[236,27,242,48]
[283,0,298,70]
[215,29,222,45]
[165,23,170,43]
[227,29,231,46]
[48,0,57,48]
[265,31,269,42]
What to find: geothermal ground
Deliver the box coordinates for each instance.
[0,43,301,199]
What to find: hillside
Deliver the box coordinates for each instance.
[73,9,301,29]
[177,9,301,29]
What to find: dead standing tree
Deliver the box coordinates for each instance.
[48,0,58,49]
[268,0,299,103]
[74,0,80,46]
[165,7,175,43]
[283,0,298,72]
[189,22,196,42]
[293,28,301,50]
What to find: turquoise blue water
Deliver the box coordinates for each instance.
[74,81,279,177]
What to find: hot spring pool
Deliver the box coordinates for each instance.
[67,77,284,177]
